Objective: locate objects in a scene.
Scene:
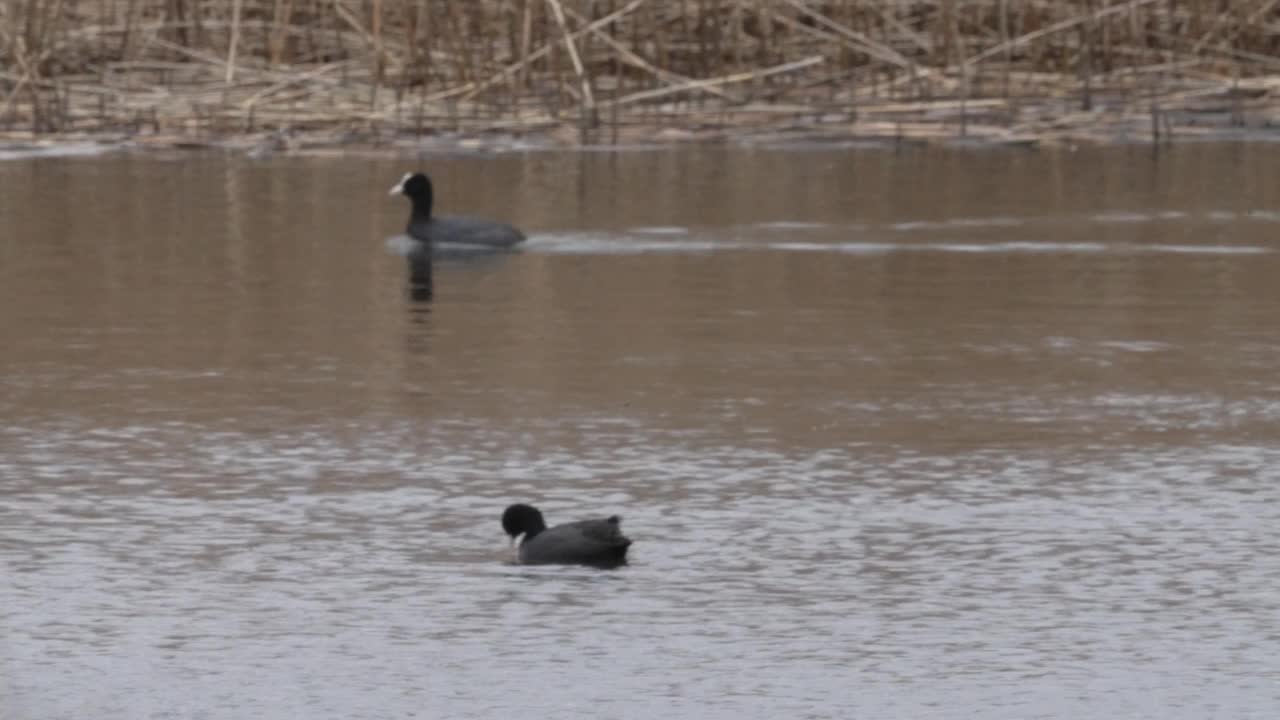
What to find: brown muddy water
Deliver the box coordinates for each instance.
[2,144,1280,719]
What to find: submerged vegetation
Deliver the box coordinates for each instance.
[2,0,1280,148]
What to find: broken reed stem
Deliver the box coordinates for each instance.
[456,0,644,103]
[545,0,595,131]
[225,0,244,84]
[609,54,825,108]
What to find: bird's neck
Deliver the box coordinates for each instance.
[410,193,433,222]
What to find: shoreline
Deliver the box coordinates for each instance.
[5,100,1280,161]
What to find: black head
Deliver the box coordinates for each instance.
[389,171,434,218]
[501,503,547,540]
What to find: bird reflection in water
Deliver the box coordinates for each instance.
[406,244,433,303]
[387,234,522,306]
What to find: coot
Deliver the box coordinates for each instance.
[501,503,632,568]
[390,172,526,249]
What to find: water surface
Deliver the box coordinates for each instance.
[2,144,1280,719]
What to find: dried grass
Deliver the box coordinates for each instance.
[2,0,1279,147]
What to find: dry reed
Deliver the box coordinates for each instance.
[2,0,1279,147]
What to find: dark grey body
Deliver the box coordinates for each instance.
[408,215,526,249]
[517,517,631,568]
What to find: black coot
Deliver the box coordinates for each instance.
[390,172,526,249]
[501,503,632,568]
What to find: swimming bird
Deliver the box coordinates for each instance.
[501,503,632,568]
[389,171,526,249]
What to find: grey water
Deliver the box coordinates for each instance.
[2,144,1280,719]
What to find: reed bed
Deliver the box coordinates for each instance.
[3,0,1280,148]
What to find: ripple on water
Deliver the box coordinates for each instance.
[6,146,1280,718]
[525,231,1270,257]
[4,410,1280,720]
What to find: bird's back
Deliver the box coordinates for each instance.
[519,516,631,568]
[409,215,526,248]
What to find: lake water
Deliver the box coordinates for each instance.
[2,143,1279,719]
